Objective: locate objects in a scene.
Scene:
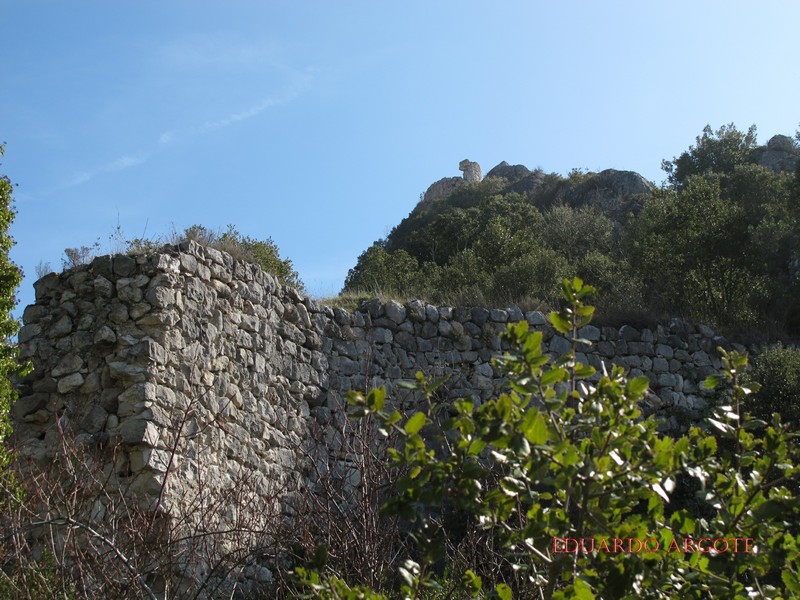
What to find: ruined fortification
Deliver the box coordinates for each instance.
[11,240,746,593]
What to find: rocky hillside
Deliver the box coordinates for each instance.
[343,126,800,336]
[418,161,653,223]
[418,133,797,222]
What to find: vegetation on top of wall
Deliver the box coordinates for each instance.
[61,223,305,292]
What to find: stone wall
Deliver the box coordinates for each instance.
[10,241,745,591]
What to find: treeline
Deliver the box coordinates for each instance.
[344,125,800,336]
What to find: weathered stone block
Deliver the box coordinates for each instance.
[52,354,84,377]
[57,373,84,394]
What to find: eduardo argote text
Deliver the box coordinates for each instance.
[553,537,755,554]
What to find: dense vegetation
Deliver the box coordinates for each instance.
[344,125,800,336]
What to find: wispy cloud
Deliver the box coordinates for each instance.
[108,154,147,171]
[199,96,282,133]
[161,72,313,143]
[52,152,148,192]
[64,171,92,187]
[49,66,313,194]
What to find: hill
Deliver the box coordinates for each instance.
[343,125,800,337]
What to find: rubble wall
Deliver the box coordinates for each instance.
[10,241,745,586]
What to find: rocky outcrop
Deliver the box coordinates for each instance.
[485,161,546,195]
[755,134,799,173]
[420,159,484,207]
[562,168,655,218]
[458,159,482,182]
[485,161,532,182]
[419,176,465,207]
[418,160,654,221]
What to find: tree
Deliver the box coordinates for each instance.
[662,123,759,187]
[632,175,757,325]
[343,244,430,297]
[0,143,24,475]
[747,344,800,426]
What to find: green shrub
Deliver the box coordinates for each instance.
[748,344,800,426]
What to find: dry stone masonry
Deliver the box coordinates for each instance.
[11,241,748,591]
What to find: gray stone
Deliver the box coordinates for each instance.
[90,255,114,278]
[549,335,571,356]
[12,233,760,587]
[692,351,712,366]
[57,373,84,394]
[577,325,601,342]
[120,418,160,446]
[425,305,439,323]
[94,325,117,344]
[363,298,383,319]
[113,255,136,277]
[438,320,453,337]
[697,324,715,338]
[370,328,393,345]
[525,310,547,327]
[82,405,108,433]
[656,344,674,359]
[145,286,176,308]
[471,307,490,326]
[628,342,654,356]
[406,300,426,322]
[108,362,147,383]
[420,176,465,206]
[50,315,73,337]
[93,276,114,298]
[489,309,508,323]
[758,135,799,172]
[652,357,669,373]
[657,373,677,388]
[52,354,84,377]
[11,394,48,419]
[22,304,48,325]
[597,341,615,357]
[420,321,438,339]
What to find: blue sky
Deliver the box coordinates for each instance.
[2,1,799,313]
